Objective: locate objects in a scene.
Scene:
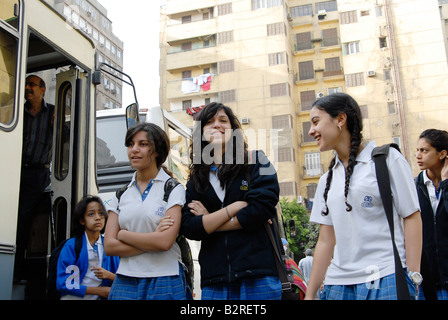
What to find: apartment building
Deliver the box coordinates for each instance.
[338,0,448,176]
[51,0,124,110]
[160,0,448,204]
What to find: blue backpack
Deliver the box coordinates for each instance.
[45,234,82,300]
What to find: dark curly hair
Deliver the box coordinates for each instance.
[189,102,249,192]
[312,93,363,216]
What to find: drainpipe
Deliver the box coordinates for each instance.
[384,0,409,161]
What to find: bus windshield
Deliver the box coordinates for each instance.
[97,115,131,168]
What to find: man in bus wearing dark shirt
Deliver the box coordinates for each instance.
[14,75,54,282]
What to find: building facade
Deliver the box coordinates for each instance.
[160,0,448,204]
[51,0,124,110]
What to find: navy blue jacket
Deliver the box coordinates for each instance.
[416,173,448,288]
[181,151,280,288]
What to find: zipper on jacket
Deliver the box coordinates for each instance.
[222,202,232,282]
[421,181,442,282]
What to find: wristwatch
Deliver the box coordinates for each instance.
[408,271,423,286]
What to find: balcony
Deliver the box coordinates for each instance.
[166,45,217,71]
[165,0,214,16]
[166,19,217,44]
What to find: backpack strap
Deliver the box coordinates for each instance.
[74,234,83,261]
[116,177,180,207]
[371,143,410,300]
[164,177,180,202]
[115,183,130,210]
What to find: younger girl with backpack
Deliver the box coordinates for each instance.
[56,195,120,299]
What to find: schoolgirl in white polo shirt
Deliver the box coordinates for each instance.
[304,93,422,300]
[104,122,190,300]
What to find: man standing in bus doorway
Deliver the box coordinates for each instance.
[14,75,54,283]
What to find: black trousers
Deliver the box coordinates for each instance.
[14,167,50,280]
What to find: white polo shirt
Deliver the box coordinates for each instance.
[107,168,186,278]
[310,141,420,285]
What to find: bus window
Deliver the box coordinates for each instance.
[0,0,20,30]
[55,82,71,180]
[96,115,128,168]
[0,28,18,126]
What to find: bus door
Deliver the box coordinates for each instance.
[50,68,88,248]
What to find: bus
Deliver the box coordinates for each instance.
[0,0,123,299]
[96,106,192,203]
[96,106,202,298]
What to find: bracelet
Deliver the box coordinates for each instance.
[225,206,231,220]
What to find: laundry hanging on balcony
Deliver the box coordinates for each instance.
[181,73,214,94]
[186,105,204,118]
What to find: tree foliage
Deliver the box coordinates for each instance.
[279,198,319,262]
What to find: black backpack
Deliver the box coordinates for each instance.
[371,143,411,300]
[45,234,83,300]
[115,177,194,292]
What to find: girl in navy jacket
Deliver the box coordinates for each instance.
[56,195,119,299]
[415,129,448,299]
[181,102,281,300]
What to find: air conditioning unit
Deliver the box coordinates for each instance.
[241,117,250,124]
[317,10,327,19]
[367,70,376,77]
[316,92,325,98]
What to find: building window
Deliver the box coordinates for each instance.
[278,148,294,162]
[298,61,314,80]
[279,181,296,197]
[220,90,236,103]
[302,122,314,143]
[360,10,370,16]
[327,87,342,95]
[291,4,313,17]
[322,28,338,47]
[388,101,397,114]
[359,104,368,118]
[305,152,322,176]
[267,22,285,36]
[181,42,192,51]
[219,60,234,73]
[182,100,192,110]
[300,90,316,111]
[181,15,191,24]
[375,6,383,17]
[218,3,232,16]
[218,31,233,44]
[252,0,283,10]
[272,114,292,129]
[340,10,358,24]
[343,41,360,55]
[315,0,338,12]
[324,57,342,76]
[182,70,191,79]
[384,69,392,81]
[392,136,401,149]
[295,32,312,51]
[345,72,365,87]
[268,52,286,66]
[379,37,388,49]
[270,83,289,97]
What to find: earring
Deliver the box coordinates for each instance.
[338,125,342,133]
